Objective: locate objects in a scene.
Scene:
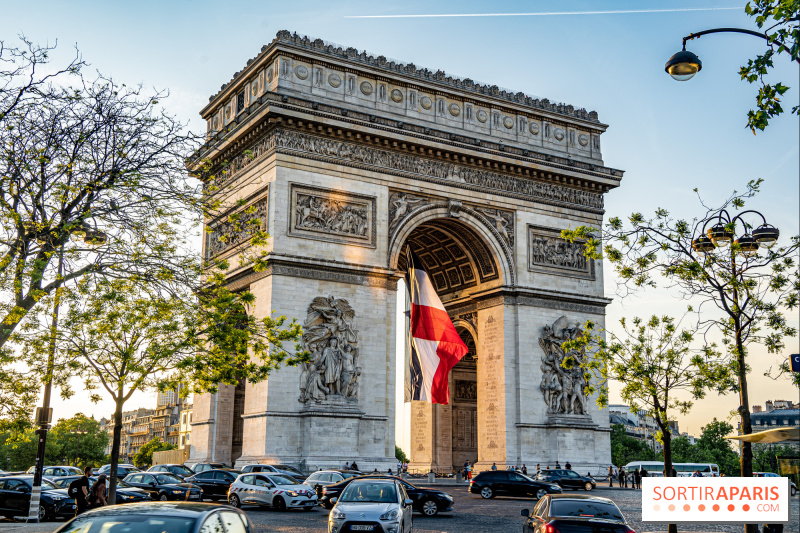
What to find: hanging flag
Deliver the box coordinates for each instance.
[404,246,468,404]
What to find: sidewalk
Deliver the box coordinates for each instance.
[0,523,58,533]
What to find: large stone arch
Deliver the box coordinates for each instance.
[387,201,516,287]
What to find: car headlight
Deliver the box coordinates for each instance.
[172,490,183,494]
[550,485,561,491]
[288,491,298,497]
[330,507,346,519]
[379,508,400,521]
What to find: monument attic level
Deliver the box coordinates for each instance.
[187,31,621,473]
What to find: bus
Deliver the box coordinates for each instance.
[624,461,719,477]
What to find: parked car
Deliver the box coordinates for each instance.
[305,469,362,499]
[228,472,317,510]
[26,466,83,477]
[240,463,307,481]
[188,462,228,474]
[320,474,454,516]
[0,475,75,522]
[521,494,634,533]
[536,469,597,491]
[148,464,195,478]
[754,472,798,496]
[123,472,203,501]
[184,469,241,500]
[50,475,150,504]
[96,463,140,477]
[469,470,562,499]
[328,478,413,533]
[52,501,254,533]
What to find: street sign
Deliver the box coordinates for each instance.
[791,354,800,373]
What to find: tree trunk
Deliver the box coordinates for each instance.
[108,396,124,506]
[662,426,678,533]
[737,330,757,533]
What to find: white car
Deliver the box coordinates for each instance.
[328,478,413,533]
[228,472,317,510]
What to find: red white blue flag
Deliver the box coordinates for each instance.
[404,247,468,404]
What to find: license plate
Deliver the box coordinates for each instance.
[189,494,201,499]
[351,527,373,531]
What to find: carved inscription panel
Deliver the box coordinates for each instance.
[290,184,377,248]
[527,225,594,279]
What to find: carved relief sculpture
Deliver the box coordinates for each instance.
[299,296,360,404]
[206,197,268,258]
[528,225,593,279]
[539,316,588,415]
[388,192,428,233]
[290,184,376,247]
[478,208,514,246]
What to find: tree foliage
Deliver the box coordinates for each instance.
[395,445,408,464]
[741,0,799,132]
[609,424,657,468]
[131,437,176,469]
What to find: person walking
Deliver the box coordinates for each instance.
[565,461,572,470]
[491,462,497,471]
[522,464,528,476]
[607,465,614,487]
[617,467,625,488]
[88,474,107,509]
[345,461,351,470]
[70,466,93,516]
[350,460,359,471]
[536,464,541,474]
[555,461,561,469]
[633,468,641,490]
[466,462,472,481]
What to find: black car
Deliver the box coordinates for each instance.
[50,475,150,504]
[240,463,307,481]
[148,464,195,478]
[97,464,140,477]
[469,470,562,499]
[123,472,203,501]
[521,494,634,533]
[536,469,596,491]
[320,474,454,516]
[184,469,241,500]
[189,462,228,474]
[53,501,254,533]
[0,475,75,522]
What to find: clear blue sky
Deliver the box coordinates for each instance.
[4,1,797,436]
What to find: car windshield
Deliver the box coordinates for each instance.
[154,474,183,484]
[172,466,193,476]
[340,481,397,503]
[519,473,537,483]
[57,514,196,533]
[40,480,58,490]
[268,475,297,486]
[550,500,624,521]
[341,472,360,479]
[274,464,302,475]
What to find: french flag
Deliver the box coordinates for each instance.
[405,247,468,404]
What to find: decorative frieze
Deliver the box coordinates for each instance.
[289,184,376,248]
[527,225,594,280]
[205,195,268,259]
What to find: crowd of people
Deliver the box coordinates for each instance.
[607,465,648,489]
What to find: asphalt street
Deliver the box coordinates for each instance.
[1,487,798,532]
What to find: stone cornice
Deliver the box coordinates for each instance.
[204,30,602,126]
[445,287,611,317]
[194,91,623,184]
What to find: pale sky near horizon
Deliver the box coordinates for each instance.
[2,1,798,441]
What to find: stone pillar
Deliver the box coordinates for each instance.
[475,304,508,472]
[187,385,235,465]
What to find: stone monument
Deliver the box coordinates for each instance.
[187,30,620,473]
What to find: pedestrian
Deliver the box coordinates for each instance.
[555,461,561,469]
[640,467,648,480]
[345,461,351,470]
[522,464,528,476]
[565,461,572,470]
[670,466,677,478]
[466,462,472,481]
[608,465,614,487]
[372,468,379,474]
[388,468,393,475]
[491,462,497,471]
[633,468,641,489]
[617,467,625,488]
[351,460,358,471]
[88,474,107,509]
[397,460,401,472]
[403,462,408,473]
[68,465,93,516]
[536,464,541,474]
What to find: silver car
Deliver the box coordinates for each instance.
[328,479,412,533]
[228,473,317,510]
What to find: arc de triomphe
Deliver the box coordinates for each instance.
[188,31,621,473]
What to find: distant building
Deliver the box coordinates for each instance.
[179,404,193,450]
[157,385,184,407]
[607,404,686,451]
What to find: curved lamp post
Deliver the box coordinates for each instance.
[692,209,779,256]
[666,26,800,81]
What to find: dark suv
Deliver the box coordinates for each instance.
[536,469,596,491]
[469,470,562,500]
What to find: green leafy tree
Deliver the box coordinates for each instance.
[693,419,742,476]
[563,181,799,485]
[395,446,408,464]
[669,435,696,464]
[131,437,176,469]
[609,424,657,467]
[48,414,108,468]
[740,0,800,132]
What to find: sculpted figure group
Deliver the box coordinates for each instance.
[299,296,361,404]
[539,316,588,415]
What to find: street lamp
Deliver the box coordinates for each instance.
[666,26,800,81]
[692,209,779,257]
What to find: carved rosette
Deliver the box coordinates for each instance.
[539,316,588,416]
[205,196,268,259]
[299,296,360,405]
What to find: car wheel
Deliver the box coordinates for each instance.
[37,504,48,522]
[792,487,797,497]
[584,482,593,491]
[159,493,169,501]
[536,489,547,500]
[421,499,439,516]
[273,496,286,511]
[229,494,240,508]
[480,486,494,499]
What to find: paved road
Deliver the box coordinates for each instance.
[2,487,797,532]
